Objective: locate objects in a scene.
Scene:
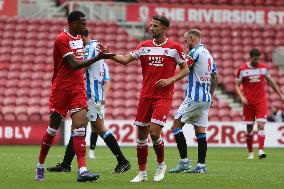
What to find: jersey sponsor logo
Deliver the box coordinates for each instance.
[249,75,260,83]
[148,56,164,67]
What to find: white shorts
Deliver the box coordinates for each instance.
[87,97,104,122]
[174,98,211,127]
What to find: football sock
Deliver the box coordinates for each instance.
[172,128,188,159]
[90,131,98,150]
[246,133,253,153]
[153,138,164,164]
[101,130,128,164]
[62,136,75,168]
[196,133,207,164]
[38,127,58,164]
[137,139,148,171]
[258,130,265,150]
[73,128,87,169]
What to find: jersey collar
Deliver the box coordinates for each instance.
[64,29,80,39]
[153,38,168,46]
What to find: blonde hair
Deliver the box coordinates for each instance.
[186,29,201,39]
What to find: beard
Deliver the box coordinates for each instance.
[151,32,160,38]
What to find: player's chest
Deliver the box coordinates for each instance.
[69,39,84,60]
[141,55,175,68]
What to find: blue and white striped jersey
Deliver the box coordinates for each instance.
[84,40,110,101]
[185,44,217,102]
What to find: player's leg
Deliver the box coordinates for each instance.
[150,98,172,181]
[130,97,151,183]
[71,109,99,182]
[190,125,207,174]
[243,103,255,159]
[89,127,98,159]
[255,102,268,159]
[185,101,210,174]
[70,91,99,182]
[169,99,192,173]
[36,90,67,181]
[130,126,149,182]
[36,112,63,180]
[246,124,254,159]
[91,119,130,173]
[47,135,74,172]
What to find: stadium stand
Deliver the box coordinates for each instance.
[1,2,284,121]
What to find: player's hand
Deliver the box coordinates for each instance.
[155,78,174,88]
[101,100,105,105]
[241,96,248,104]
[280,95,284,103]
[97,44,116,59]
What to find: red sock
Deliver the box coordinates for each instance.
[39,132,55,164]
[153,138,164,164]
[258,130,265,150]
[73,136,86,169]
[137,139,148,171]
[246,134,253,153]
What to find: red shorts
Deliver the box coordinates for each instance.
[134,97,173,127]
[49,89,87,117]
[243,101,267,123]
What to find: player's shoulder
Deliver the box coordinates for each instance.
[167,39,182,48]
[238,63,249,70]
[55,31,70,42]
[140,40,153,46]
[258,62,268,68]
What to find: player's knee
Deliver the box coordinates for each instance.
[153,137,163,146]
[49,112,63,128]
[72,127,86,137]
[47,126,58,136]
[100,130,112,139]
[171,117,183,130]
[150,132,160,142]
[137,138,148,147]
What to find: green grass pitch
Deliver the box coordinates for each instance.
[0,146,283,189]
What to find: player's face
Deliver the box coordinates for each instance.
[184,33,194,51]
[75,17,87,35]
[149,19,165,39]
[250,56,260,67]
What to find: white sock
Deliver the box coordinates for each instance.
[197,163,205,167]
[181,158,189,163]
[37,163,44,168]
[139,170,147,175]
[79,167,87,174]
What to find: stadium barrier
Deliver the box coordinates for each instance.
[64,120,284,147]
[0,121,61,145]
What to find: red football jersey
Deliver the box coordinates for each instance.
[52,29,85,91]
[130,39,185,98]
[236,62,268,104]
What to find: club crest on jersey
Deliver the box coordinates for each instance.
[148,56,164,67]
[163,49,169,55]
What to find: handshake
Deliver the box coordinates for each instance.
[96,43,116,60]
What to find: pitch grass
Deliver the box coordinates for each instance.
[0,146,283,189]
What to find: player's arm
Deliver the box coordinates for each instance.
[155,62,189,87]
[265,73,284,102]
[111,54,136,65]
[64,44,115,70]
[235,78,247,104]
[210,72,219,96]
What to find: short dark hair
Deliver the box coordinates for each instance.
[250,48,261,57]
[152,15,170,28]
[67,11,85,23]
